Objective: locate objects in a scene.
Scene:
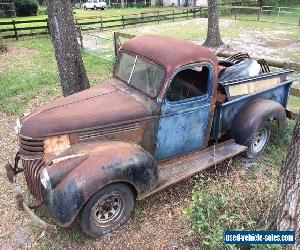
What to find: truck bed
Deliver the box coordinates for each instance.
[213,70,293,139]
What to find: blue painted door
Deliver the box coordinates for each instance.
[154,64,214,160]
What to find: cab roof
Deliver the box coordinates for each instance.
[120,35,218,75]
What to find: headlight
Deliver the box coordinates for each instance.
[40,168,52,190]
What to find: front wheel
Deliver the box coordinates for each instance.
[80,183,135,237]
[246,127,270,159]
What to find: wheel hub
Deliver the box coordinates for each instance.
[251,128,269,153]
[92,194,124,226]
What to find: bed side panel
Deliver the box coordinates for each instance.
[212,81,292,139]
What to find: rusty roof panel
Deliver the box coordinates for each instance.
[121,35,219,75]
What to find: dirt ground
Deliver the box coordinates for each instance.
[0,18,299,249]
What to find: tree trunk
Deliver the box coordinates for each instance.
[47,0,90,97]
[203,0,224,48]
[264,114,300,249]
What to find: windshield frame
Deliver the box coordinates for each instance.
[113,51,167,99]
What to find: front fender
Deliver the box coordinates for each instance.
[230,98,286,146]
[43,141,158,227]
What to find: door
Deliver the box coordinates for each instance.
[154,63,214,160]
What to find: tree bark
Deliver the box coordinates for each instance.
[265,114,300,249]
[203,0,224,48]
[47,0,90,97]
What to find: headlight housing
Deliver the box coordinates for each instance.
[40,168,52,190]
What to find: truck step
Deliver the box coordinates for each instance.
[139,140,247,199]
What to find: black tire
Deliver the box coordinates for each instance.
[84,6,87,10]
[80,183,135,237]
[246,126,271,159]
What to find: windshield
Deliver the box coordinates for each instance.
[114,53,166,98]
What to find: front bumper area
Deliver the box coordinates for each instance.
[4,161,57,234]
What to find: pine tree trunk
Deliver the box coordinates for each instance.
[47,0,90,97]
[121,0,125,8]
[265,114,300,249]
[203,0,224,48]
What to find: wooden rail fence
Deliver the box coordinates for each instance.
[1,5,300,40]
[0,7,206,40]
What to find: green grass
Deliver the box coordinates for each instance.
[0,7,176,22]
[0,7,194,38]
[225,13,300,26]
[0,37,112,114]
[73,7,177,18]
[183,120,295,249]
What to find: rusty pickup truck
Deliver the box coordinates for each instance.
[5,35,294,237]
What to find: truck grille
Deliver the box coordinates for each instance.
[79,122,140,141]
[19,134,44,156]
[19,135,45,201]
[22,158,45,201]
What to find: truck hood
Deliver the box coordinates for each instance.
[20,81,148,138]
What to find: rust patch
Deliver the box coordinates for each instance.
[44,135,70,157]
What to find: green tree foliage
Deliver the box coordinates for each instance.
[15,0,39,16]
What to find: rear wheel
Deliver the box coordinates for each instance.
[80,183,135,237]
[246,127,270,159]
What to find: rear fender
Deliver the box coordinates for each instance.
[230,98,286,146]
[43,141,158,227]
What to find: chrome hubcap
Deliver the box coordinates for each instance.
[92,194,124,227]
[252,128,269,153]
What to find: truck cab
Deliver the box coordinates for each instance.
[5,35,293,237]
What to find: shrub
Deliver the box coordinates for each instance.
[38,6,47,15]
[15,0,39,17]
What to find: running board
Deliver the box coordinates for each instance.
[139,140,247,200]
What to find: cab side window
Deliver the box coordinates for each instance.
[167,66,210,102]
